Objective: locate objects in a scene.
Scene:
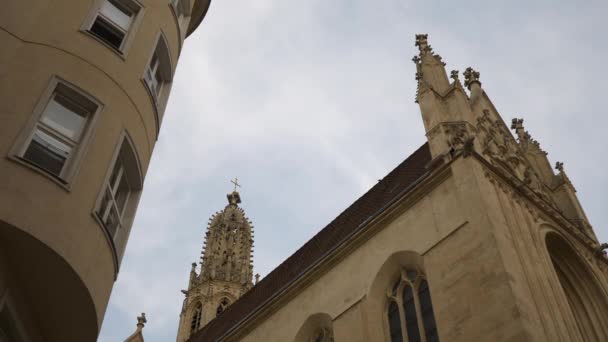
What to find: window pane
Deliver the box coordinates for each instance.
[406,270,418,282]
[419,280,440,342]
[23,129,72,176]
[154,69,163,96]
[403,285,421,342]
[103,197,121,238]
[41,93,88,140]
[388,301,403,342]
[114,171,130,214]
[190,304,202,333]
[100,0,133,31]
[90,16,125,49]
[109,158,124,190]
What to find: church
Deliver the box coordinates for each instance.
[172,34,608,342]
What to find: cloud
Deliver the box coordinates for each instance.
[98,1,608,340]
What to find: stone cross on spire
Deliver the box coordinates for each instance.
[230,177,241,192]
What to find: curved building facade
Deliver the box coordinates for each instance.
[0,0,210,340]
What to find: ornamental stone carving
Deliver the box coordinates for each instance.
[476,110,554,205]
[444,122,470,150]
[463,67,480,88]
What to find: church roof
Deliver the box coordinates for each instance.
[189,142,432,342]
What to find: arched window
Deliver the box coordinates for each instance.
[216,297,230,316]
[310,326,334,342]
[386,269,439,342]
[190,303,202,334]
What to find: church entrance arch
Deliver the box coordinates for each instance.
[545,232,608,341]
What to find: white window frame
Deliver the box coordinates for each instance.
[142,32,173,129]
[81,0,144,56]
[94,131,143,268]
[170,0,192,45]
[9,76,102,190]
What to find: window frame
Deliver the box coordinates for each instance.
[9,76,102,191]
[93,130,143,275]
[142,31,173,132]
[81,0,145,57]
[190,302,203,334]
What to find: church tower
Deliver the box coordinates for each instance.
[176,183,255,342]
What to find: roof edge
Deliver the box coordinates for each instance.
[186,0,212,37]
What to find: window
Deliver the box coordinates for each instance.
[170,0,191,36]
[95,134,142,248]
[386,269,439,342]
[143,33,173,127]
[216,297,230,316]
[311,327,334,342]
[190,303,202,334]
[85,0,142,52]
[144,35,172,104]
[12,79,100,184]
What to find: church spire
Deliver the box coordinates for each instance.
[177,182,255,342]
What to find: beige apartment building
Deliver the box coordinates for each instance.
[0,0,210,340]
[183,35,608,342]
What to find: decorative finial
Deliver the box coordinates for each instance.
[255,273,260,284]
[230,177,241,193]
[412,55,420,64]
[450,70,459,81]
[415,34,429,52]
[555,162,564,173]
[463,67,481,89]
[511,118,524,130]
[137,313,147,328]
[191,262,197,271]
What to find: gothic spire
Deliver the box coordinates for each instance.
[198,184,254,286]
[177,184,256,341]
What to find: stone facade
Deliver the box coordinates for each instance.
[177,190,255,341]
[187,35,608,342]
[0,0,209,340]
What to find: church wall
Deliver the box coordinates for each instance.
[234,157,535,342]
[480,163,608,342]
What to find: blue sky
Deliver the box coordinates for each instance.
[99,0,608,340]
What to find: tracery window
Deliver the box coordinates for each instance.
[310,327,334,342]
[386,269,439,342]
[216,297,230,316]
[190,303,202,334]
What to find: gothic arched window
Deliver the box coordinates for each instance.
[190,302,202,334]
[216,297,230,316]
[311,326,334,342]
[386,269,439,342]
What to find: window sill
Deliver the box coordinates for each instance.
[7,155,72,192]
[80,30,128,61]
[92,212,120,280]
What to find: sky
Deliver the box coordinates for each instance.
[99,0,608,340]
